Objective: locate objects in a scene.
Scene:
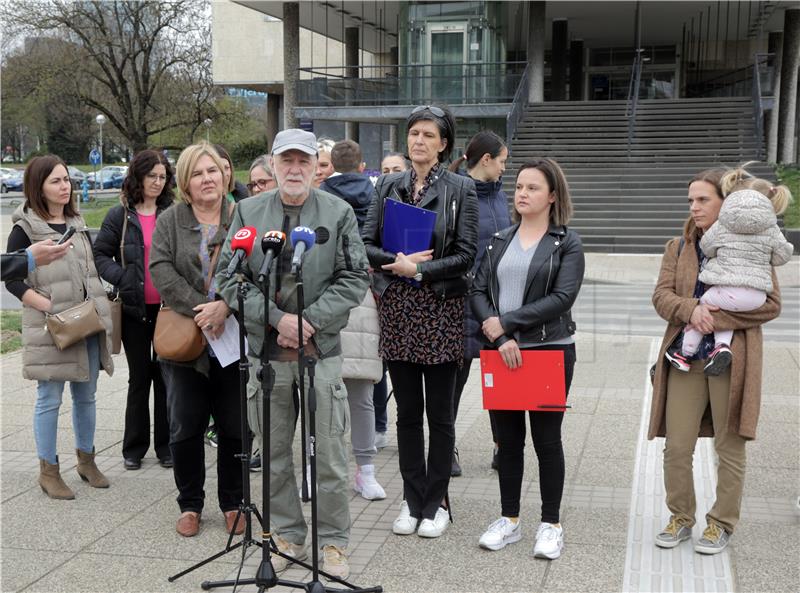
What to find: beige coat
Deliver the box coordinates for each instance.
[649,235,780,441]
[12,205,114,382]
[340,290,383,382]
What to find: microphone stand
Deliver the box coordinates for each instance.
[168,262,265,585]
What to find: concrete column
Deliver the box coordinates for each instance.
[345,26,360,142]
[767,31,783,163]
[528,1,545,103]
[282,2,300,129]
[265,94,281,152]
[551,19,568,101]
[389,123,400,153]
[777,9,799,164]
[569,39,584,101]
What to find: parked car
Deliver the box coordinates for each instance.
[1,169,23,193]
[86,166,128,189]
[68,166,87,189]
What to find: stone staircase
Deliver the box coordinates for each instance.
[506,97,774,253]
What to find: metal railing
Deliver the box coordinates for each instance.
[625,49,644,157]
[296,62,527,108]
[752,53,775,160]
[505,63,530,144]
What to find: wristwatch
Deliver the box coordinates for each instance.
[413,264,423,283]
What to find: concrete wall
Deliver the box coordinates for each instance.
[212,0,376,87]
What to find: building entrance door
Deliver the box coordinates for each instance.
[428,22,467,103]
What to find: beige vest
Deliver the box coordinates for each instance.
[12,205,114,382]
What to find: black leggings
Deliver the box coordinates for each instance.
[490,343,575,523]
[387,360,457,520]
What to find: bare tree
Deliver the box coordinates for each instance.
[1,0,222,152]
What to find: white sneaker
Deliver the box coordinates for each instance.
[392,500,419,535]
[479,517,522,551]
[271,535,308,572]
[417,507,450,538]
[374,431,389,449]
[533,523,563,559]
[353,464,386,500]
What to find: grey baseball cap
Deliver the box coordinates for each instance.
[271,129,318,156]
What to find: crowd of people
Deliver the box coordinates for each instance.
[2,103,791,577]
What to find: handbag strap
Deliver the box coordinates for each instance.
[205,244,221,293]
[119,207,128,269]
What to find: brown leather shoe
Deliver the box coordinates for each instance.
[224,510,245,535]
[176,511,201,537]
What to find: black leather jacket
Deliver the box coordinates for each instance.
[94,202,170,321]
[362,168,479,299]
[470,223,585,347]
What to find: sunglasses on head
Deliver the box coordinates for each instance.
[412,105,445,118]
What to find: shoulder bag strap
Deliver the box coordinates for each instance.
[205,244,221,293]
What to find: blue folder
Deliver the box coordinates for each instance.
[382,198,437,256]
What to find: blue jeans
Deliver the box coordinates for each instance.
[34,336,100,464]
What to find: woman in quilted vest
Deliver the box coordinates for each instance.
[5,155,115,500]
[650,167,782,555]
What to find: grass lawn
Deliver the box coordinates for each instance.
[1,310,22,354]
[776,165,800,229]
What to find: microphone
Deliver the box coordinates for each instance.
[257,230,286,282]
[290,226,316,273]
[224,226,257,278]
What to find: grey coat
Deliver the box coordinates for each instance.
[699,189,793,292]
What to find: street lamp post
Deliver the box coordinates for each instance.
[96,114,106,199]
[204,118,212,142]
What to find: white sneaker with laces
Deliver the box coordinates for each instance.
[353,464,386,500]
[417,506,450,538]
[479,517,522,551]
[533,522,563,559]
[392,500,419,535]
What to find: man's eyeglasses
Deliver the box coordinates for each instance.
[412,105,445,118]
[247,178,273,191]
[145,173,167,183]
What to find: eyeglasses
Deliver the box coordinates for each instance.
[247,178,273,191]
[145,173,167,183]
[412,105,445,118]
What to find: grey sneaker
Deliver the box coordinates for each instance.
[694,523,730,554]
[321,544,349,580]
[655,517,692,548]
[271,535,307,572]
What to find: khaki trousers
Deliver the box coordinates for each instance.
[663,361,746,533]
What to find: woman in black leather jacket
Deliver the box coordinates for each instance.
[362,105,478,539]
[471,158,584,560]
[94,149,174,470]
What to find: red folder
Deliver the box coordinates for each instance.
[480,350,567,412]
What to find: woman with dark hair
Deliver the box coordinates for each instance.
[471,158,584,559]
[94,149,175,470]
[362,105,478,538]
[447,130,511,476]
[5,155,115,499]
[214,144,250,202]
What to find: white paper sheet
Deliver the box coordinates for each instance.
[202,315,247,367]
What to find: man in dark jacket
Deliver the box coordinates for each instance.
[2,239,72,281]
[319,140,374,230]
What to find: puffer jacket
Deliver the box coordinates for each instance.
[12,205,114,382]
[362,168,479,299]
[699,189,793,292]
[470,223,585,347]
[340,290,383,382]
[93,199,171,321]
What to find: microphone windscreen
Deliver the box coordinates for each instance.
[313,226,330,245]
[230,226,258,256]
[261,231,286,255]
[290,226,317,250]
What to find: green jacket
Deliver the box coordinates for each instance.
[216,188,369,358]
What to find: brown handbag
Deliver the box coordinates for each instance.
[153,243,221,362]
[46,298,105,351]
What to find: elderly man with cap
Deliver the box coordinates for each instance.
[216,129,369,579]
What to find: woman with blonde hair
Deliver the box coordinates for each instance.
[313,137,336,187]
[150,142,243,538]
[5,155,114,499]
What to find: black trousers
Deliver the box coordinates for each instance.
[121,304,169,461]
[453,358,498,443]
[490,343,576,523]
[387,360,457,520]
[161,355,243,514]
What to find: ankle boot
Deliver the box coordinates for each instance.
[39,457,75,500]
[76,448,110,488]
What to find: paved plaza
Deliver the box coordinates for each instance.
[1,254,798,593]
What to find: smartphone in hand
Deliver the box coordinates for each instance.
[56,226,76,245]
